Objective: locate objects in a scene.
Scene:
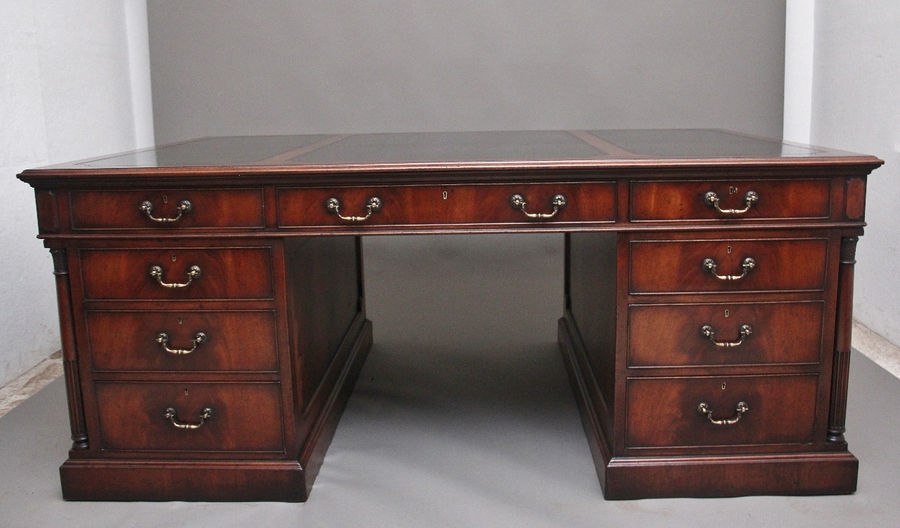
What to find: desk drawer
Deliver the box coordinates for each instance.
[624,374,819,449]
[94,382,284,453]
[86,310,279,372]
[629,236,829,294]
[627,301,824,367]
[277,182,616,227]
[630,179,830,221]
[79,247,275,301]
[70,189,265,230]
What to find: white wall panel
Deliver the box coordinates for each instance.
[811,1,900,346]
[0,1,154,387]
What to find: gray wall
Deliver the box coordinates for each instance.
[148,1,786,143]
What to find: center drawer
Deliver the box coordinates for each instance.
[86,310,279,372]
[79,247,275,301]
[94,382,285,453]
[277,182,616,227]
[624,374,819,449]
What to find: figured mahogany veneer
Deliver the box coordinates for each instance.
[627,301,825,368]
[624,374,820,449]
[94,381,285,454]
[86,310,279,372]
[69,189,266,230]
[17,130,883,502]
[630,179,831,221]
[629,234,830,294]
[78,247,275,300]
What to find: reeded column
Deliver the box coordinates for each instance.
[50,248,88,451]
[827,236,858,446]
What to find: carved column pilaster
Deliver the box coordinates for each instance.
[50,248,88,451]
[828,236,858,446]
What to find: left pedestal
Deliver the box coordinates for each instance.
[52,236,370,501]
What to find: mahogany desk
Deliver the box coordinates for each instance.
[18,130,883,501]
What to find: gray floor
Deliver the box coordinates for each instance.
[1,234,898,527]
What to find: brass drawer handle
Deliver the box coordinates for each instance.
[510,194,567,219]
[325,196,382,222]
[702,257,756,281]
[156,331,207,355]
[150,265,201,289]
[139,199,192,223]
[700,324,752,348]
[704,190,758,215]
[697,401,749,425]
[165,407,212,430]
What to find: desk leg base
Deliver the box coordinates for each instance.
[558,317,859,500]
[59,460,310,502]
[600,453,858,500]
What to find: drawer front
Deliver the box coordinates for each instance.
[628,301,824,367]
[70,189,265,229]
[94,382,284,453]
[277,182,616,227]
[625,375,819,449]
[630,237,828,294]
[86,311,278,372]
[630,179,830,221]
[79,247,274,301]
